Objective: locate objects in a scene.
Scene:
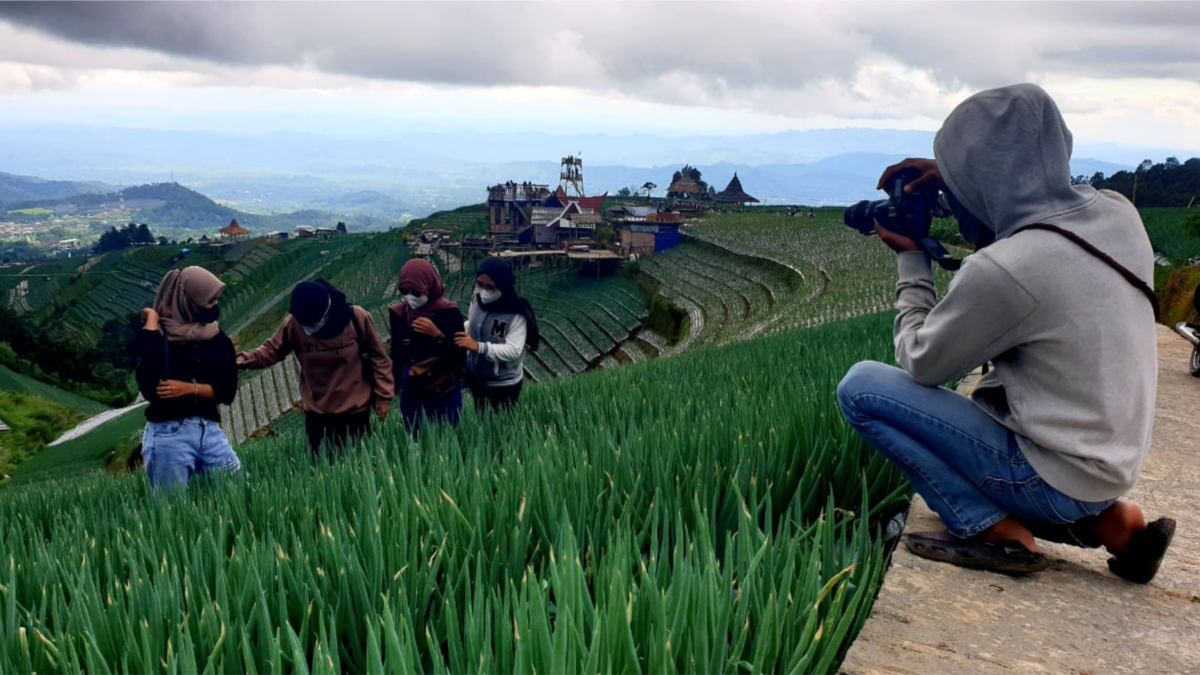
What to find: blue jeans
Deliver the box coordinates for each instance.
[142,417,242,489]
[837,361,1113,539]
[399,373,463,436]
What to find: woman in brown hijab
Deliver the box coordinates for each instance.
[390,259,466,435]
[136,266,241,488]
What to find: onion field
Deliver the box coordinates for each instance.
[0,312,907,674]
[688,210,955,338]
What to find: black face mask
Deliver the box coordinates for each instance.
[944,189,995,250]
[194,305,220,325]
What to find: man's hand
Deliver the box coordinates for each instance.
[141,308,159,331]
[875,221,920,254]
[412,317,442,338]
[235,352,250,368]
[374,401,390,422]
[878,158,943,194]
[157,379,197,399]
[454,332,480,353]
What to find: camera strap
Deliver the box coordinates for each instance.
[1013,223,1159,320]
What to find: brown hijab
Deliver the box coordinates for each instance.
[391,259,459,324]
[152,266,225,342]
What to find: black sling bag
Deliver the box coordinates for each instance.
[1013,223,1159,320]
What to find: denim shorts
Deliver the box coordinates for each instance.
[142,416,242,489]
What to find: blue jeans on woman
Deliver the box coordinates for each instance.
[142,417,242,489]
[837,361,1113,539]
[399,372,463,436]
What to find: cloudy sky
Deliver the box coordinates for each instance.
[1,1,1199,150]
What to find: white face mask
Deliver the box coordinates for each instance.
[301,297,331,335]
[477,286,501,304]
[403,294,428,310]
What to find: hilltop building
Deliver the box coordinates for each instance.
[487,181,553,245]
[219,219,250,241]
[610,206,682,258]
[533,187,607,246]
[665,165,711,211]
[715,173,759,205]
[487,181,608,248]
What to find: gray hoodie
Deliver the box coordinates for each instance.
[894,83,1156,502]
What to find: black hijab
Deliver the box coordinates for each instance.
[289,279,354,339]
[476,257,540,351]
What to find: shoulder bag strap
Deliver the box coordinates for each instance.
[1013,223,1159,320]
[349,306,376,390]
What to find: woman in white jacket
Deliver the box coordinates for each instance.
[455,257,540,412]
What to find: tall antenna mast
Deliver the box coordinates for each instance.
[559,154,585,198]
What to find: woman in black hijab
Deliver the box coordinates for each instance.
[454,257,539,412]
[237,279,395,456]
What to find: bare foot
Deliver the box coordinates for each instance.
[1088,500,1146,554]
[981,516,1037,552]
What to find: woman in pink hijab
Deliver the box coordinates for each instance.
[388,259,466,434]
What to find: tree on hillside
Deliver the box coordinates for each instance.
[136,223,153,245]
[1138,159,1154,174]
[95,222,156,253]
[1090,156,1200,207]
[641,181,656,200]
[1090,171,1105,185]
[335,221,348,234]
[618,187,632,197]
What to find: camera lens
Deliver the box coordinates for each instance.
[843,200,876,235]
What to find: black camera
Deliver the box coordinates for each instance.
[843,168,959,270]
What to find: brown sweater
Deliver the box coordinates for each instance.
[240,306,395,415]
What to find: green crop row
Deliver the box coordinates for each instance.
[0,312,906,674]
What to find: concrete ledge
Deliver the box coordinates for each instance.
[840,325,1200,675]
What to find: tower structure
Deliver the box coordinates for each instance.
[559,154,585,198]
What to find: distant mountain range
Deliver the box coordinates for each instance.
[1,181,399,237]
[0,124,1172,212]
[0,171,113,203]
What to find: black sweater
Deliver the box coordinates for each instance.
[389,305,466,394]
[135,329,238,423]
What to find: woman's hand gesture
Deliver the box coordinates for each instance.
[454,332,480,353]
[412,317,442,338]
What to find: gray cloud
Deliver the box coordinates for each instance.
[0,1,1198,104]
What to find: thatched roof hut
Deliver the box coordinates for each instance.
[715,173,759,204]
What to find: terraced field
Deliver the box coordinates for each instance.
[687,210,956,337]
[637,240,802,350]
[0,364,110,416]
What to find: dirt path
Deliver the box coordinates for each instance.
[840,324,1200,674]
[49,398,147,446]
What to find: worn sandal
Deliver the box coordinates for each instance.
[905,530,1048,575]
[1107,518,1176,584]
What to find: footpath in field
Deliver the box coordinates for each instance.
[840,324,1200,675]
[47,397,146,447]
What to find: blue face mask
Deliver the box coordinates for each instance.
[944,189,995,250]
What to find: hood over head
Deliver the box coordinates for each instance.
[289,279,353,339]
[152,266,225,342]
[934,83,1096,241]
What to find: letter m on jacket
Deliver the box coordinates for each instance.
[489,319,509,339]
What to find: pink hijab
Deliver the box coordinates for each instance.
[391,259,459,324]
[152,266,225,342]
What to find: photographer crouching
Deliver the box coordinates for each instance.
[837,83,1175,581]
